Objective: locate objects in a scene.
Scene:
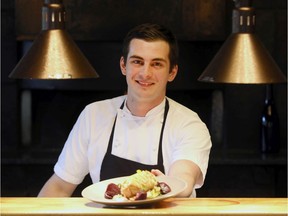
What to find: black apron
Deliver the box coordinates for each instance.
[100,99,169,181]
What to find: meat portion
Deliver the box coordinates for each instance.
[104,183,121,199]
[158,182,171,194]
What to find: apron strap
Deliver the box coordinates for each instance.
[106,100,125,154]
[157,99,169,165]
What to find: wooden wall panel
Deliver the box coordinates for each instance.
[15,0,226,41]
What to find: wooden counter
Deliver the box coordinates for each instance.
[1,197,287,216]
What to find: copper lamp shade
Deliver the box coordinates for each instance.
[198,3,286,84]
[9,0,99,79]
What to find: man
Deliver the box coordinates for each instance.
[38,23,212,197]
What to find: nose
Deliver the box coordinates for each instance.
[139,64,152,78]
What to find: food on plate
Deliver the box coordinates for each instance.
[121,170,157,198]
[104,183,121,199]
[104,170,171,201]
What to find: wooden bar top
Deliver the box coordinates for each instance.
[1,197,287,216]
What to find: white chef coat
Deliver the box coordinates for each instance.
[54,95,211,190]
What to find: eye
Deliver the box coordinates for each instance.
[130,59,144,66]
[152,61,164,68]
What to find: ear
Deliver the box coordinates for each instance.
[120,56,126,75]
[168,65,178,82]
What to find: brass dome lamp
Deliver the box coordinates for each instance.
[9,0,99,79]
[198,0,286,84]
[198,0,286,154]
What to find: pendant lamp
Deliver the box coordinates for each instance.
[198,0,286,84]
[9,0,99,79]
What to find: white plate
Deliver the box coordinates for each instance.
[82,175,187,206]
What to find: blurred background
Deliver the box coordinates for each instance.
[1,0,287,197]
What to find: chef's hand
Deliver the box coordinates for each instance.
[152,160,202,197]
[151,169,165,177]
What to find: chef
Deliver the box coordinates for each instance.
[38,23,212,198]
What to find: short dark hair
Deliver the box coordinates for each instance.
[122,23,179,71]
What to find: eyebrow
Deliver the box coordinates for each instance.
[129,55,167,63]
[129,55,144,60]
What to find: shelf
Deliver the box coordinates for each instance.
[209,150,287,165]
[2,149,287,166]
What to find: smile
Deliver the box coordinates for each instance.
[137,80,154,87]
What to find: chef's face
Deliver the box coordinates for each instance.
[120,39,178,104]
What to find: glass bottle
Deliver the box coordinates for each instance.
[260,85,280,153]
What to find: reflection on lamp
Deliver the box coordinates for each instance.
[198,0,286,84]
[9,0,99,79]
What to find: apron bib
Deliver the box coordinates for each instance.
[100,99,169,180]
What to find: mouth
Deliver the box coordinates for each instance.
[136,80,154,87]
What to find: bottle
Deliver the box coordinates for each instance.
[260,85,280,153]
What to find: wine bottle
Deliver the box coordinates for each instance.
[260,85,280,153]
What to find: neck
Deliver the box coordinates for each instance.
[125,96,165,117]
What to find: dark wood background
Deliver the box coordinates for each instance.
[1,0,287,197]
